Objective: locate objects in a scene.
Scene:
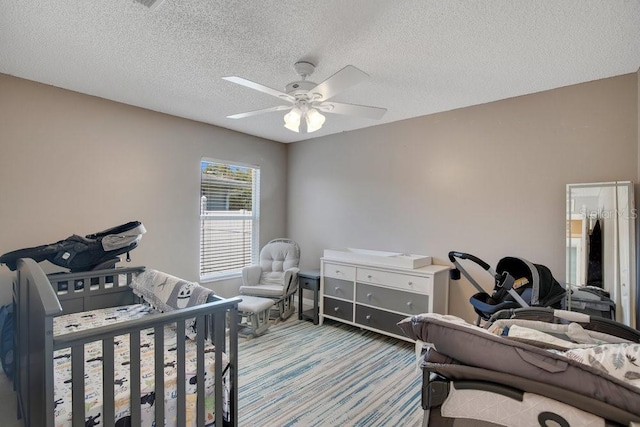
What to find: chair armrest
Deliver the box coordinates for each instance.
[283,267,300,295]
[242,265,262,286]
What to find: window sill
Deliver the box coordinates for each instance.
[200,271,242,284]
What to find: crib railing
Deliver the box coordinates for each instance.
[15,258,239,427]
[47,266,146,313]
[53,300,239,427]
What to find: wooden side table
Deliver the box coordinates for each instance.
[298,270,321,325]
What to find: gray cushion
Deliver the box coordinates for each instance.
[239,284,283,297]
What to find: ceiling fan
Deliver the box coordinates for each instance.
[223,61,387,133]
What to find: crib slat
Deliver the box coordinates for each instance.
[130,332,141,425]
[196,314,205,427]
[176,319,186,426]
[154,325,165,424]
[71,344,85,427]
[102,337,115,426]
[228,306,239,424]
[45,289,241,427]
[214,310,225,426]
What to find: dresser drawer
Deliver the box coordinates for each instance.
[356,283,429,315]
[357,268,431,293]
[299,275,320,291]
[323,263,356,281]
[323,276,354,299]
[323,297,353,322]
[355,305,408,337]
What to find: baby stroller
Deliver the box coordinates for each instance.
[0,221,146,272]
[448,251,566,324]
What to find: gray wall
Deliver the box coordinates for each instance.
[0,74,288,303]
[1,73,638,323]
[288,74,638,321]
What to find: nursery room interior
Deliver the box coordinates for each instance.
[1,1,640,426]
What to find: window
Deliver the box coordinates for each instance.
[200,159,260,280]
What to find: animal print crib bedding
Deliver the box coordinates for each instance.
[52,304,229,427]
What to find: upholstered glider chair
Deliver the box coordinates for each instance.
[240,238,300,320]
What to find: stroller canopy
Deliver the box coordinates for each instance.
[496,257,565,306]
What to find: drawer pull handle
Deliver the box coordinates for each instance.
[335,270,341,274]
[408,281,413,286]
[367,293,372,299]
[334,307,339,312]
[406,301,412,307]
[367,275,372,279]
[334,286,341,293]
[365,315,371,321]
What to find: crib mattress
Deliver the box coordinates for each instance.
[53,304,229,427]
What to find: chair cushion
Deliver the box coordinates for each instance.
[237,296,275,313]
[259,271,285,286]
[259,240,299,274]
[239,284,284,297]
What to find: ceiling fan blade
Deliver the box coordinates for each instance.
[310,65,369,101]
[227,105,292,119]
[222,76,296,103]
[319,101,387,120]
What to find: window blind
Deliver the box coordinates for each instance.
[200,160,259,279]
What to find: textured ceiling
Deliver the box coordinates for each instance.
[1,1,639,143]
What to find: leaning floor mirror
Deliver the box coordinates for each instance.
[566,181,636,328]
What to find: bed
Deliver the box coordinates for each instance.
[13,257,240,427]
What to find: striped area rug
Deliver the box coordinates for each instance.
[237,318,424,426]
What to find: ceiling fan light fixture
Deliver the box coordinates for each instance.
[225,62,385,134]
[284,108,302,132]
[305,108,326,133]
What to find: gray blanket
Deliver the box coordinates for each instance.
[131,269,214,311]
[130,269,215,338]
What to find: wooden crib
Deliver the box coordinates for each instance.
[13,258,239,426]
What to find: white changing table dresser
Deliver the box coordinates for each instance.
[320,249,450,342]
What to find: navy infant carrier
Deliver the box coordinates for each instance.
[0,221,145,272]
[448,251,566,323]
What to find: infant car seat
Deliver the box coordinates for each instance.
[449,251,566,323]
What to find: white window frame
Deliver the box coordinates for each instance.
[199,158,260,281]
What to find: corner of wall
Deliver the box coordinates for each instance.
[636,67,640,328]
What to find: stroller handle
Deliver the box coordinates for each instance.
[448,251,491,271]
